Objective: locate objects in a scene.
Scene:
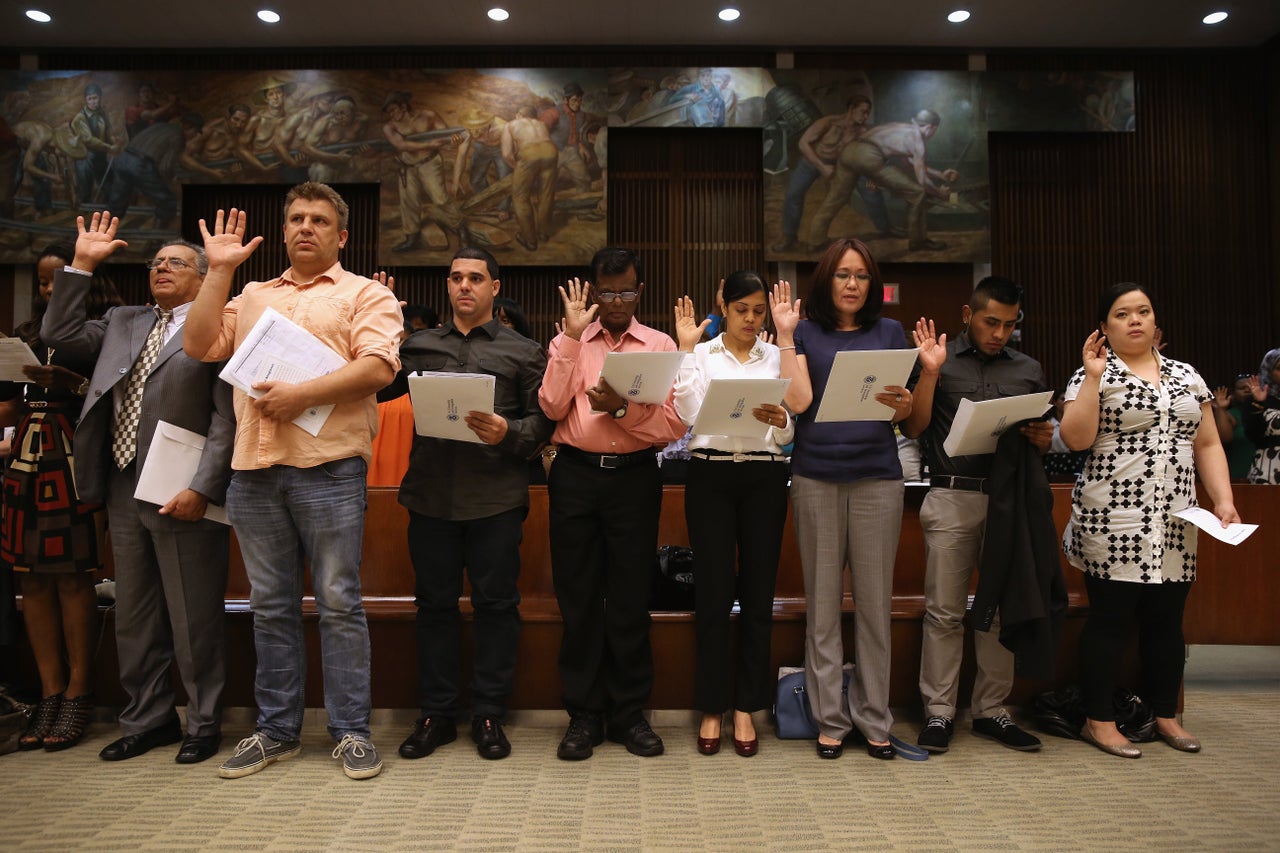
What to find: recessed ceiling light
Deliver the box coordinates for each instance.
[25,9,52,23]
[1202,11,1228,24]
[488,8,510,21]
[947,9,971,23]
[257,9,281,24]
[719,8,741,22]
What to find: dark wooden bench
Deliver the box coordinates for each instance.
[17,483,1278,711]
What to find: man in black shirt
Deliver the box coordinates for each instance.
[382,247,553,761]
[903,276,1052,754]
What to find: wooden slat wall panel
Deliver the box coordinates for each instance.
[609,128,763,335]
[987,51,1276,390]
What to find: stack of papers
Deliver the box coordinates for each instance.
[407,372,495,443]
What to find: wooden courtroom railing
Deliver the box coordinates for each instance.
[20,483,1278,712]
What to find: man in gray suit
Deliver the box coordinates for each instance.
[42,211,235,765]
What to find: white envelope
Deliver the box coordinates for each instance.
[814,348,920,423]
[942,391,1055,458]
[407,372,496,444]
[600,351,685,406]
[134,420,228,525]
[692,378,791,439]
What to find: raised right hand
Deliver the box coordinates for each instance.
[1246,375,1268,403]
[1212,385,1231,409]
[72,210,127,271]
[673,295,710,352]
[198,208,264,270]
[557,277,598,341]
[1082,330,1108,379]
[769,280,801,342]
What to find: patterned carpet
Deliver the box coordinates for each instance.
[4,691,1278,852]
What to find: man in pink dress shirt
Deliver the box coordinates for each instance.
[538,247,686,760]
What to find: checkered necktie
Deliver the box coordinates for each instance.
[112,308,172,469]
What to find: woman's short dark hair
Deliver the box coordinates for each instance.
[721,269,767,305]
[1097,282,1153,324]
[493,296,531,339]
[806,237,883,332]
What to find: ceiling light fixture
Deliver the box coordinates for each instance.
[25,9,52,22]
[488,8,510,21]
[719,8,741,22]
[257,9,281,24]
[1202,11,1228,24]
[947,9,971,23]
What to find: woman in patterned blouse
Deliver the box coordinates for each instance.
[1059,283,1239,759]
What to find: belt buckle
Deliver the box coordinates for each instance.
[732,452,747,463]
[599,454,620,469]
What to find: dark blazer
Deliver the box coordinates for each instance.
[41,267,234,523]
[966,425,1067,680]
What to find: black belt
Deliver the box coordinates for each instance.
[929,475,989,493]
[558,445,657,470]
[689,449,787,463]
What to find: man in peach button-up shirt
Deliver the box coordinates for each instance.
[184,182,402,783]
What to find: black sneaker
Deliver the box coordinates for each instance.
[972,713,1042,752]
[607,719,664,757]
[918,715,954,753]
[557,714,604,761]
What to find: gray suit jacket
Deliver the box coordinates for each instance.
[41,267,235,529]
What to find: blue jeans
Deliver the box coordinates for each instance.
[227,457,372,742]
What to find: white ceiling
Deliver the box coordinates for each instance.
[5,0,1279,52]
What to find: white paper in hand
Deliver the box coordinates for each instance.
[814,348,919,423]
[407,372,495,444]
[941,391,1054,458]
[692,378,791,439]
[133,421,228,524]
[1172,507,1258,546]
[600,351,685,406]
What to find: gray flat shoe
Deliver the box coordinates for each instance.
[1080,724,1141,759]
[1159,731,1201,753]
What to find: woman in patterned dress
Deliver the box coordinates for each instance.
[2,243,121,751]
[1243,347,1280,484]
[1059,283,1239,759]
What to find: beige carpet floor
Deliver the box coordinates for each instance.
[4,691,1278,852]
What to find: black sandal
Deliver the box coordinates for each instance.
[43,694,92,751]
[18,693,62,751]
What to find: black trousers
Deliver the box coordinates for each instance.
[548,453,662,730]
[685,458,789,714]
[1079,573,1191,720]
[407,506,525,719]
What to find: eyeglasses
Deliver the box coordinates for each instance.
[833,271,872,284]
[596,291,639,304]
[145,257,195,271]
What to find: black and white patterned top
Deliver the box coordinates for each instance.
[1061,350,1210,584]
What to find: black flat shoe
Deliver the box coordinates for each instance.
[866,742,896,760]
[816,740,843,759]
[176,733,222,764]
[100,717,184,761]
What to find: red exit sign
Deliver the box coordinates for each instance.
[883,284,900,305]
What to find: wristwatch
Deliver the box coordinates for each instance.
[610,402,628,419]
[74,378,90,396]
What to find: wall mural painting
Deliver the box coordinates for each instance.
[0,68,609,265]
[0,66,1130,267]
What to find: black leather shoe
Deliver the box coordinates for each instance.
[557,714,605,761]
[866,742,896,760]
[471,715,511,760]
[608,719,664,757]
[99,717,183,761]
[398,716,457,759]
[816,740,843,759]
[175,733,222,764]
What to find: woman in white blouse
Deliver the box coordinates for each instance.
[673,271,792,757]
[1059,283,1239,759]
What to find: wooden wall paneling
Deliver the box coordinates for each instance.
[987,52,1275,390]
